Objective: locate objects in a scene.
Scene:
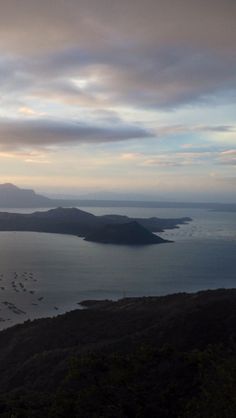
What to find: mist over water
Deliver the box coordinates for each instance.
[0,206,235,330]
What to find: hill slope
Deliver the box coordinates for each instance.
[0,289,236,416]
[84,221,168,244]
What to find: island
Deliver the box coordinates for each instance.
[0,207,191,245]
[84,221,169,245]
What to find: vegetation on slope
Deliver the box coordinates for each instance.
[0,289,235,417]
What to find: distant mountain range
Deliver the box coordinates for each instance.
[0,183,235,211]
[0,183,51,207]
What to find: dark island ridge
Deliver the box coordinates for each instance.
[0,207,191,245]
[84,221,169,245]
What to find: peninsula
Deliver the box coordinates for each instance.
[0,207,191,245]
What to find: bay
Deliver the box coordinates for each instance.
[0,206,235,330]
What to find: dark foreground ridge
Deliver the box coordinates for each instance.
[0,207,191,245]
[0,289,236,416]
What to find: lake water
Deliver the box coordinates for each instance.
[0,206,235,330]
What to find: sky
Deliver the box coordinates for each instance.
[0,0,235,202]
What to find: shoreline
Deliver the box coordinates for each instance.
[1,287,236,332]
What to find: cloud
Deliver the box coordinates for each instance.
[130,149,216,168]
[0,0,235,53]
[120,153,141,161]
[141,158,183,168]
[154,124,236,137]
[0,118,152,151]
[221,149,236,156]
[0,0,235,201]
[220,160,236,166]
[218,149,236,166]
[139,147,236,169]
[18,107,45,117]
[0,1,235,112]
[21,46,236,109]
[140,149,236,169]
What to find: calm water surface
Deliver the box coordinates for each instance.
[0,206,235,329]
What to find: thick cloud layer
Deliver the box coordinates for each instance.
[0,0,235,114]
[0,0,235,198]
[0,119,151,150]
[0,0,235,52]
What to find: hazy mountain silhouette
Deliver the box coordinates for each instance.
[0,183,235,211]
[0,183,51,207]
